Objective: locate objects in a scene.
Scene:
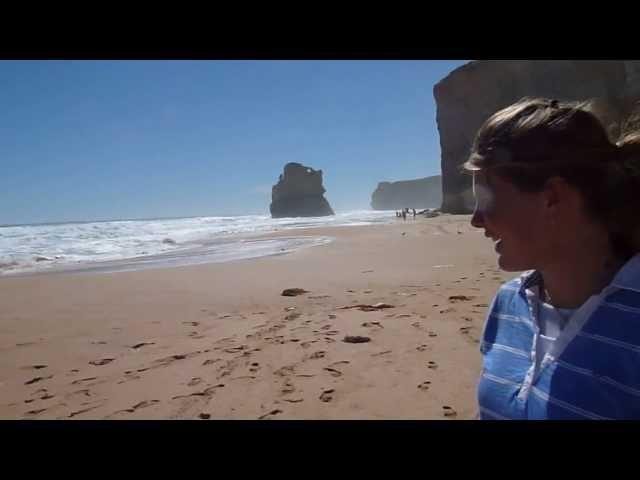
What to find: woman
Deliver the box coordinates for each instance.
[468,97,640,419]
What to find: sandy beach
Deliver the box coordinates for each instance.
[0,214,511,420]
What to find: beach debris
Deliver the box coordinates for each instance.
[198,413,211,420]
[449,295,474,302]
[343,335,371,344]
[281,288,309,297]
[284,307,296,311]
[337,302,395,312]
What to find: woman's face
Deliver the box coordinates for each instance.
[471,170,550,271]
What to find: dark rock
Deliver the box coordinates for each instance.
[343,335,371,344]
[371,175,442,210]
[434,60,640,213]
[162,238,177,245]
[281,288,309,297]
[270,163,334,218]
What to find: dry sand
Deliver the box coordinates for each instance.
[0,214,512,420]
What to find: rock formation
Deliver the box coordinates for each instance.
[270,163,334,218]
[434,60,640,213]
[370,175,442,210]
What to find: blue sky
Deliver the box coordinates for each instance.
[0,60,468,225]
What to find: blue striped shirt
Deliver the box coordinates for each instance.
[478,254,640,420]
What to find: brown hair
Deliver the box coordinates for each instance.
[465,97,640,259]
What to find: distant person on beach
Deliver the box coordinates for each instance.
[402,209,407,221]
[412,208,416,219]
[467,97,640,419]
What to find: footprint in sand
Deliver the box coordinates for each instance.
[68,404,104,418]
[202,358,221,366]
[130,342,155,350]
[362,321,384,329]
[89,358,114,366]
[25,375,53,385]
[25,408,48,416]
[416,345,429,352]
[323,367,343,378]
[371,350,392,357]
[249,362,261,373]
[442,405,457,417]
[459,326,472,335]
[418,381,432,391]
[188,377,203,387]
[309,351,326,360]
[319,389,335,403]
[449,295,474,302]
[183,321,199,327]
[23,364,48,370]
[281,379,296,395]
[427,361,439,370]
[258,409,283,420]
[428,331,438,337]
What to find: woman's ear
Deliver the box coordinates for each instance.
[542,176,579,218]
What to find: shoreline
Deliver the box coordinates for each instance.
[0,215,510,419]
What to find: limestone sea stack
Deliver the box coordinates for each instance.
[270,162,335,218]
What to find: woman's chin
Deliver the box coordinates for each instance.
[497,253,529,272]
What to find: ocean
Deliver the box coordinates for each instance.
[0,210,395,276]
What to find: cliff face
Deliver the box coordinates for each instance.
[434,60,640,213]
[270,162,335,218]
[370,175,442,210]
